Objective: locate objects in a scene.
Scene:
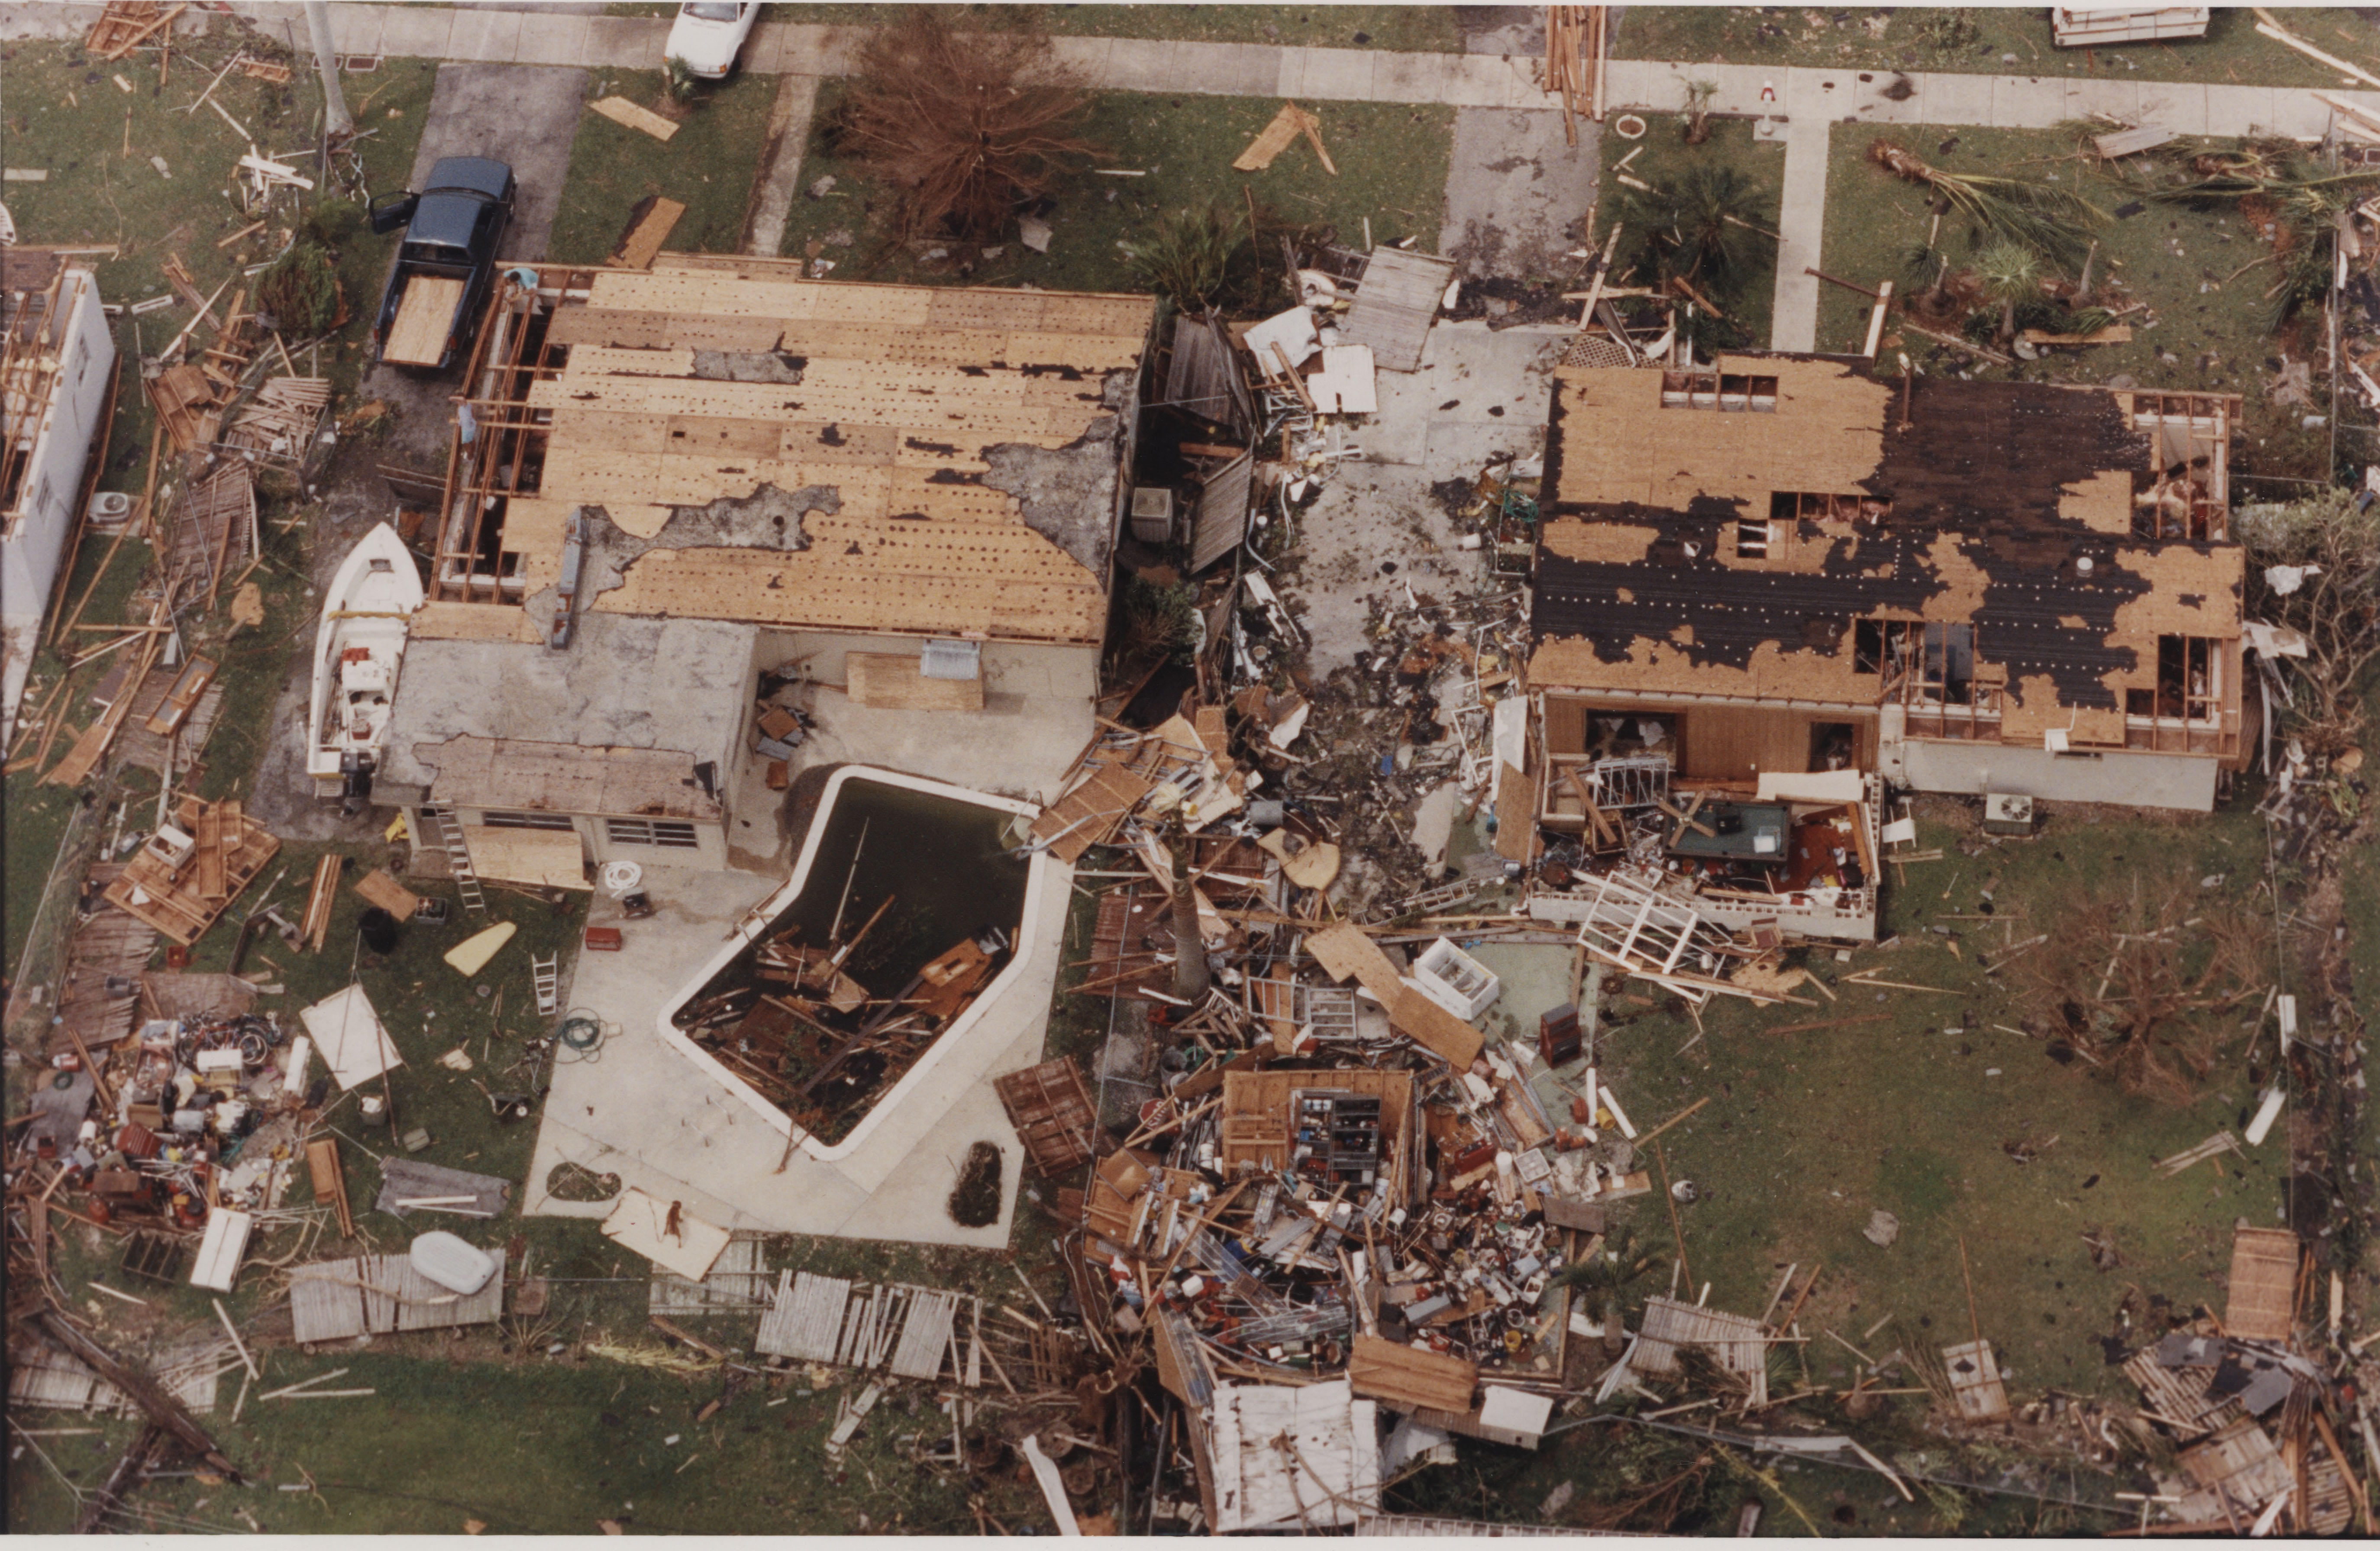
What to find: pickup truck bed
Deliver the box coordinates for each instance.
[383,275,467,366]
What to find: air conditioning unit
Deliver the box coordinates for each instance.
[1982,792,2036,836]
[1128,485,1175,545]
[86,490,135,529]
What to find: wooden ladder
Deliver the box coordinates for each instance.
[424,804,486,914]
[531,954,558,1017]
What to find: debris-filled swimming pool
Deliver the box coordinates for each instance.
[662,768,1034,1147]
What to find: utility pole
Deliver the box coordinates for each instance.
[304,1,353,140]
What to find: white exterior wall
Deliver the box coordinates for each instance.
[2,269,114,624]
[1889,736,2219,813]
[754,630,1101,704]
[405,805,732,877]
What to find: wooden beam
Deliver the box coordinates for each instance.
[38,1311,241,1480]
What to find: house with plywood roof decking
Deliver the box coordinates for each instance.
[371,255,1156,876]
[1521,352,2248,821]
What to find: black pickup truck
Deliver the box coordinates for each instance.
[368,156,516,372]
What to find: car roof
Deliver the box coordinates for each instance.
[423,157,513,199]
[407,192,489,249]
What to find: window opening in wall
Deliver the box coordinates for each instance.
[1855,618,1999,738]
[1771,490,1891,527]
[1808,722,1858,771]
[1734,517,1770,559]
[1582,712,1677,762]
[2130,393,2230,538]
[1660,372,1779,411]
[606,818,701,849]
[481,811,577,830]
[2127,635,2221,724]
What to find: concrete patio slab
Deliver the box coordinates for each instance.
[523,831,1062,1248]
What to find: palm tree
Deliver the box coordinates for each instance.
[1682,79,1718,145]
[2157,160,2380,323]
[1553,1225,1664,1356]
[1867,138,2100,266]
[1622,161,1770,298]
[1971,240,2041,346]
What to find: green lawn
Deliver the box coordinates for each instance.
[1610,792,2284,1413]
[778,85,1453,302]
[737,3,1463,51]
[3,37,434,984]
[1615,5,2380,88]
[1597,113,1783,352]
[545,67,783,264]
[1816,122,2334,485]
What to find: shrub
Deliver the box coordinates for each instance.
[259,239,341,336]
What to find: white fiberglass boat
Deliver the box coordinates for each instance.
[308,523,424,801]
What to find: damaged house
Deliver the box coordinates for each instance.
[3,252,116,740]
[371,257,1156,877]
[1523,354,2246,854]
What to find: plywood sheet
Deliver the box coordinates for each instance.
[845,651,985,711]
[410,601,528,641]
[1306,922,1405,1008]
[588,94,679,141]
[602,1188,731,1281]
[299,984,403,1090]
[1389,985,1485,1069]
[458,824,591,891]
[384,275,464,366]
[610,196,686,270]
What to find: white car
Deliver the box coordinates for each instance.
[664,1,760,79]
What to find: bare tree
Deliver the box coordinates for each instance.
[838,11,1096,243]
[2236,490,2380,743]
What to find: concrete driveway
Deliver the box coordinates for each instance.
[403,62,588,262]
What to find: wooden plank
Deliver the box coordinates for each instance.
[845,651,985,711]
[888,1289,959,1380]
[299,853,340,951]
[588,95,680,142]
[383,276,464,366]
[2223,1226,2297,1341]
[353,869,423,920]
[609,196,687,270]
[1232,101,1316,171]
[1348,1334,1477,1413]
[141,655,217,736]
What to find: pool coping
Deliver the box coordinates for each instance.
[650,764,1050,1165]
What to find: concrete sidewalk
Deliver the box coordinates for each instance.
[12,5,2366,129]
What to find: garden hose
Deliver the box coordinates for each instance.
[559,1015,603,1052]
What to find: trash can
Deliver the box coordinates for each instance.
[358,907,400,955]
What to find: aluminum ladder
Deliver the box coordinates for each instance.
[531,953,559,1017]
[422,803,486,914]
